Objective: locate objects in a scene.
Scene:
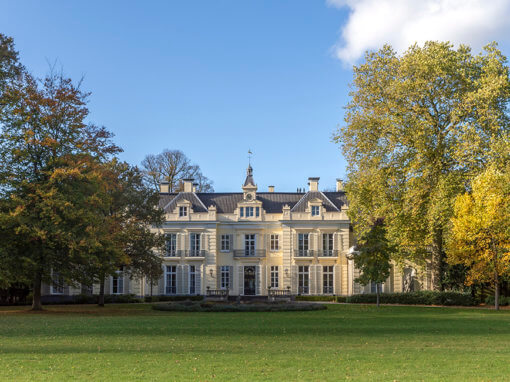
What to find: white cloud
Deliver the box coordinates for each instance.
[328,0,510,64]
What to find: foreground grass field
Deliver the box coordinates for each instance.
[1,304,509,381]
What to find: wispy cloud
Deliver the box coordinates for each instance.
[328,0,510,64]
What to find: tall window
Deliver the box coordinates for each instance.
[189,265,196,294]
[179,206,188,217]
[370,281,382,293]
[270,234,279,251]
[298,266,309,294]
[51,272,64,295]
[245,207,254,217]
[112,270,124,294]
[220,266,230,289]
[270,266,279,288]
[220,234,231,252]
[240,207,244,217]
[165,265,177,294]
[256,207,260,217]
[245,234,256,256]
[323,266,334,294]
[322,233,334,256]
[298,233,309,256]
[165,233,177,256]
[190,233,201,256]
[311,205,320,216]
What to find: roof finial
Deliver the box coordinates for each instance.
[248,149,252,166]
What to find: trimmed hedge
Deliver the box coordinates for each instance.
[153,301,327,312]
[485,295,510,306]
[345,291,476,306]
[41,294,143,305]
[144,295,203,303]
[295,295,337,302]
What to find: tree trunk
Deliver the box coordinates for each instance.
[31,270,43,311]
[376,283,380,308]
[150,276,153,297]
[495,276,500,311]
[98,277,105,307]
[431,229,445,291]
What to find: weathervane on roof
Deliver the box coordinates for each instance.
[248,149,252,166]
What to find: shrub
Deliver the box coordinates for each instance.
[104,294,143,304]
[346,291,475,306]
[152,301,327,312]
[295,295,336,302]
[484,295,510,306]
[336,296,348,303]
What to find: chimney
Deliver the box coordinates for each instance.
[268,185,274,193]
[192,183,198,193]
[336,179,344,192]
[308,177,319,192]
[159,182,169,193]
[183,178,194,193]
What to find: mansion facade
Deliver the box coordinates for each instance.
[42,166,430,299]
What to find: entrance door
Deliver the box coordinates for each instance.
[243,266,256,295]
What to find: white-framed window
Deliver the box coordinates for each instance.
[311,205,320,216]
[298,233,309,256]
[50,271,64,295]
[165,233,177,256]
[220,266,230,289]
[370,281,382,293]
[112,270,124,294]
[240,207,244,217]
[244,234,256,256]
[322,233,334,256]
[179,206,188,217]
[190,233,201,256]
[270,266,279,288]
[298,266,309,294]
[256,207,260,217]
[165,265,177,294]
[189,265,196,295]
[220,234,231,252]
[270,234,279,251]
[246,207,254,217]
[323,266,334,294]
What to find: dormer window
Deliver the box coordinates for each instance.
[179,206,188,217]
[240,206,259,218]
[311,205,320,216]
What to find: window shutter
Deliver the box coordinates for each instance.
[158,266,165,295]
[291,265,298,294]
[316,265,322,295]
[176,265,183,294]
[185,265,190,294]
[310,265,316,295]
[238,265,244,295]
[195,265,202,295]
[256,266,261,295]
[229,266,234,290]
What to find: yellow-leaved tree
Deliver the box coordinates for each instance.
[447,165,510,310]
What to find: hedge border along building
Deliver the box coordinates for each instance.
[42,165,431,300]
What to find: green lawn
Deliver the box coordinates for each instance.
[1,304,509,381]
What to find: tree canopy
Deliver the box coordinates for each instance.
[447,165,510,310]
[141,149,214,192]
[334,41,510,289]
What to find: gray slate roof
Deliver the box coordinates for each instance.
[160,191,347,214]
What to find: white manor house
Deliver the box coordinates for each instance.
[42,166,429,299]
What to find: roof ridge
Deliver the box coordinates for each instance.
[318,191,340,212]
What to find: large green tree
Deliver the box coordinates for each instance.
[334,41,510,289]
[350,218,394,307]
[90,160,164,306]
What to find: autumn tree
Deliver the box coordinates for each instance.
[0,67,120,310]
[447,165,510,310]
[141,149,214,192]
[334,41,510,289]
[350,218,394,307]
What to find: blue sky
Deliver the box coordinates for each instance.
[2,1,509,192]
